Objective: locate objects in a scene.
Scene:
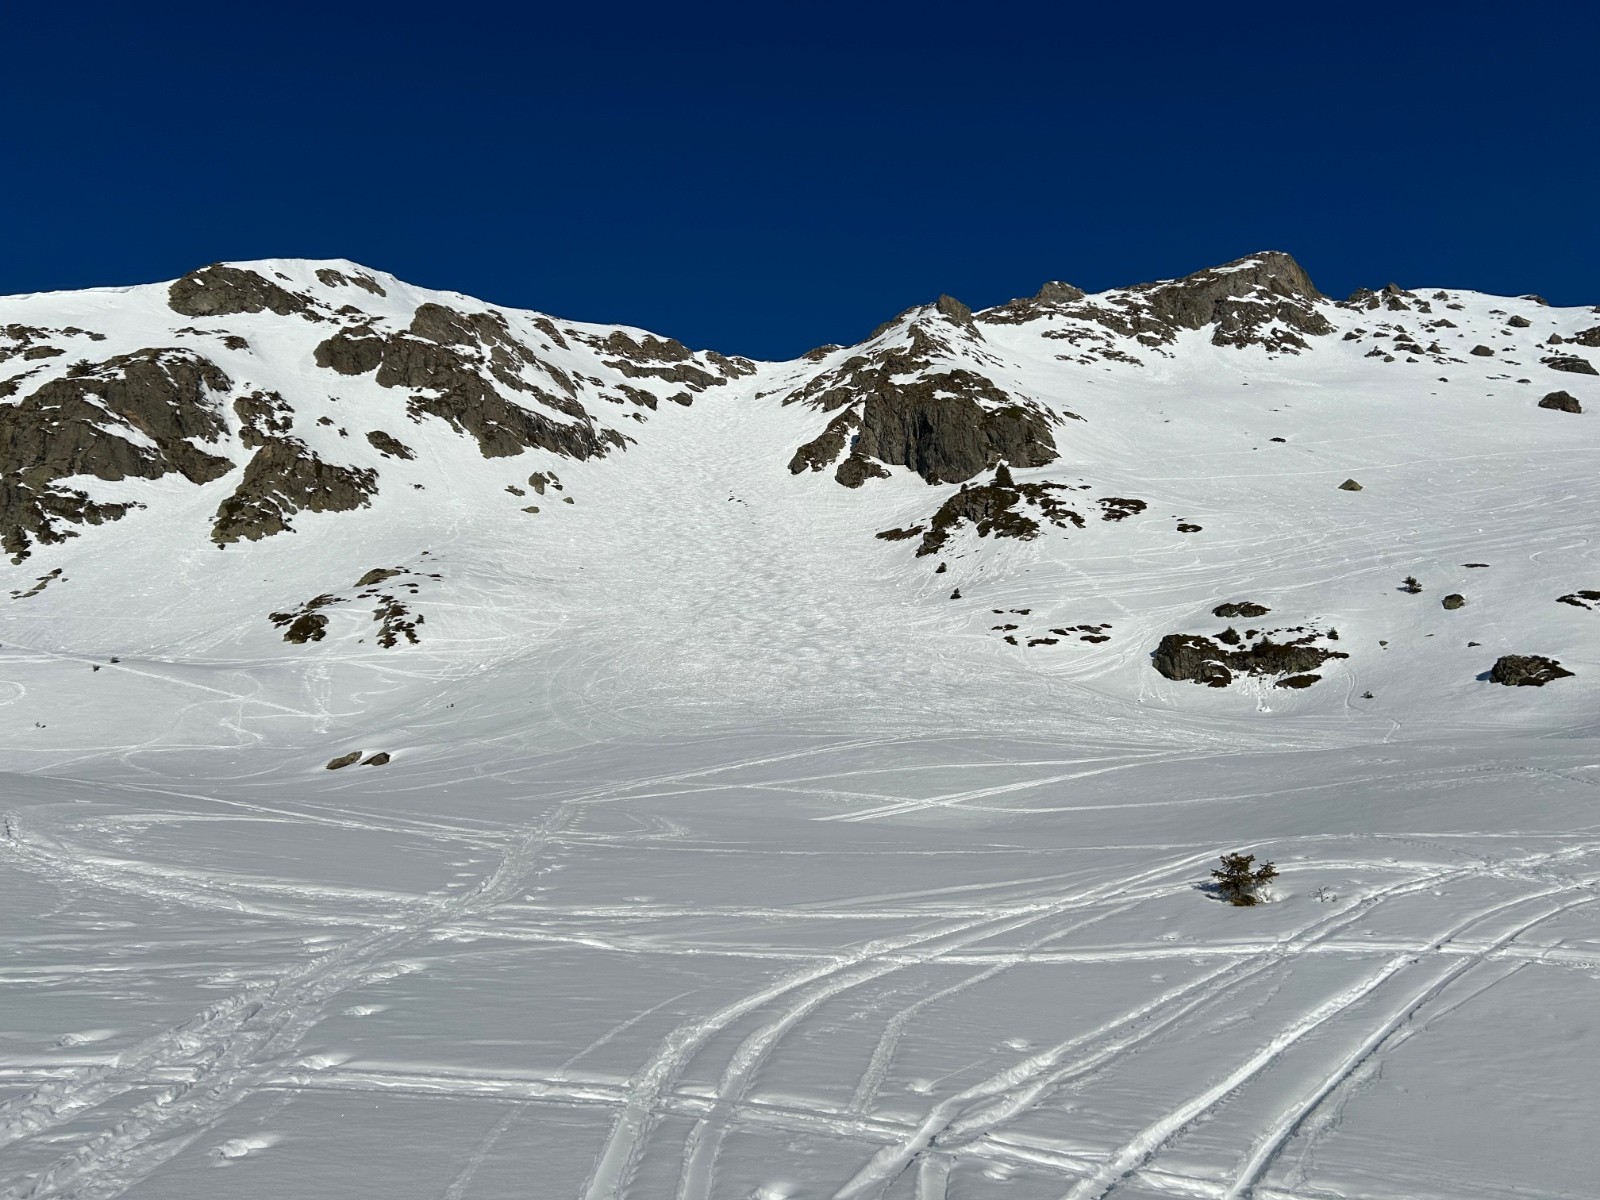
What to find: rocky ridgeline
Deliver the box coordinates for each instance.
[0,262,754,562]
[977,251,1333,357]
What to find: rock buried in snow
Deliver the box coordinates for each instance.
[1538,391,1582,413]
[1488,655,1574,687]
[1278,674,1321,689]
[1338,479,1363,491]
[325,751,362,770]
[362,752,391,766]
[1442,593,1467,610]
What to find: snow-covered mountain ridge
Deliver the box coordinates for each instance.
[2,251,1599,1200]
[1,251,1594,748]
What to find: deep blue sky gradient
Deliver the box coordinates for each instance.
[4,1,1596,359]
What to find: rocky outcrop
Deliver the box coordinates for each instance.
[835,455,891,488]
[269,564,439,647]
[169,265,316,319]
[914,471,1084,557]
[365,430,415,459]
[978,280,1089,326]
[0,482,139,564]
[1089,253,1333,353]
[1543,355,1596,376]
[982,253,1337,356]
[314,267,386,297]
[855,380,1057,484]
[313,305,626,461]
[0,348,235,560]
[788,410,858,475]
[234,390,294,447]
[783,297,1060,486]
[1538,391,1582,413]
[314,329,386,376]
[1097,497,1147,522]
[270,593,343,643]
[1151,634,1234,687]
[1488,655,1574,686]
[1153,624,1348,688]
[212,438,377,544]
[1213,602,1270,619]
[785,364,1058,486]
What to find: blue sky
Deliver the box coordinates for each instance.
[4,1,1595,359]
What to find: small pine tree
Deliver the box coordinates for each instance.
[1400,576,1422,594]
[1211,852,1278,906]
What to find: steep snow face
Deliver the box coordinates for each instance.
[1,254,1598,1200]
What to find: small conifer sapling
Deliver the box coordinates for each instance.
[1211,852,1278,906]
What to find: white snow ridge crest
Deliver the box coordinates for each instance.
[0,253,1596,1200]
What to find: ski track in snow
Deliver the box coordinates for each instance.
[4,746,1599,1199]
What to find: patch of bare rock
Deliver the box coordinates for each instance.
[1487,655,1573,686]
[1153,620,1348,689]
[0,348,235,561]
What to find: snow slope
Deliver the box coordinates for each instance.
[0,255,1597,1199]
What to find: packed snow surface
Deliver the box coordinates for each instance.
[1,259,1597,1199]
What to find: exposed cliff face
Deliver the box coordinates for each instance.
[784,301,1061,486]
[0,348,235,560]
[212,438,378,544]
[313,303,631,461]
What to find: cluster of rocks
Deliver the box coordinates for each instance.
[910,464,1087,556]
[313,303,624,461]
[1488,655,1573,687]
[981,252,1335,357]
[212,438,377,544]
[1153,610,1348,689]
[326,750,391,769]
[269,563,442,647]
